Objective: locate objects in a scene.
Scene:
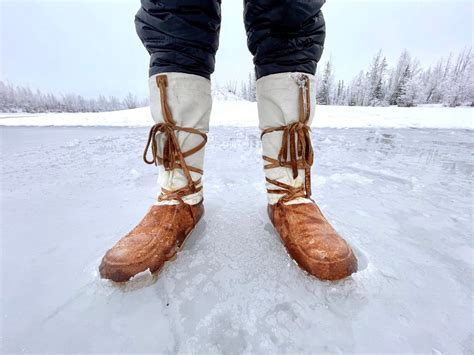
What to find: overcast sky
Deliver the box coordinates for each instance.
[1,0,472,99]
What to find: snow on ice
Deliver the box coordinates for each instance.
[0,102,473,129]
[0,103,473,353]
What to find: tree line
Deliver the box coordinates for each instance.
[2,48,472,113]
[223,48,473,107]
[0,81,148,113]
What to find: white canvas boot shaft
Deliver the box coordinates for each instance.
[148,72,211,205]
[257,72,317,205]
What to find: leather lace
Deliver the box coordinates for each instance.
[143,75,207,203]
[261,74,314,204]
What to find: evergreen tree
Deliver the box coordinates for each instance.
[247,72,256,102]
[387,50,411,105]
[367,50,387,106]
[423,59,445,104]
[395,64,411,106]
[317,59,335,105]
[335,80,346,105]
[240,81,248,101]
[443,48,473,107]
[123,92,138,109]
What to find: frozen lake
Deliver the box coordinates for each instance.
[1,126,473,353]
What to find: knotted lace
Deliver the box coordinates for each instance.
[261,74,314,204]
[143,75,207,203]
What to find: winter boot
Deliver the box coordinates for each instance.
[257,73,357,280]
[99,73,210,282]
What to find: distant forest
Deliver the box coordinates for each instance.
[0,83,148,113]
[1,48,472,113]
[228,48,474,107]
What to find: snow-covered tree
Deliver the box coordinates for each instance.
[387,50,412,105]
[247,72,256,102]
[367,50,388,106]
[348,71,368,106]
[396,59,422,107]
[317,59,335,105]
[0,81,138,113]
[334,80,347,105]
[123,92,138,109]
[423,58,447,104]
[240,81,248,101]
[108,96,123,111]
[223,81,238,96]
[442,48,473,107]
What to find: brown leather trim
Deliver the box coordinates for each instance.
[261,74,313,202]
[142,74,207,201]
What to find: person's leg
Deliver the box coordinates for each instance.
[99,0,221,282]
[244,0,325,79]
[245,0,358,280]
[136,0,221,79]
[134,0,221,206]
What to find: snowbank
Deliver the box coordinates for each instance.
[0,101,472,129]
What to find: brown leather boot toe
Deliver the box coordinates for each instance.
[268,202,357,280]
[99,202,203,282]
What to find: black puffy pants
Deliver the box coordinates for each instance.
[135,0,326,80]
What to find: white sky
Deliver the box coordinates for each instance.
[1,0,472,99]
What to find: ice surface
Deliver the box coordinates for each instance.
[1,126,473,353]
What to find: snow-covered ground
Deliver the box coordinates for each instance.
[0,102,473,129]
[1,104,473,353]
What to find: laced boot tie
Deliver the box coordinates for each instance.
[261,74,314,204]
[142,74,207,203]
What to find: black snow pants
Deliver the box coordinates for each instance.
[135,0,326,80]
